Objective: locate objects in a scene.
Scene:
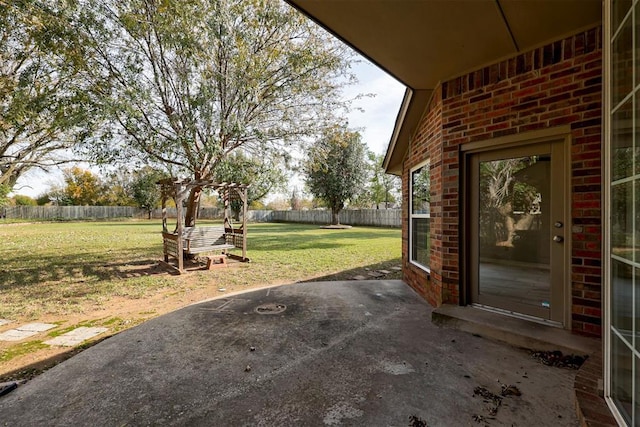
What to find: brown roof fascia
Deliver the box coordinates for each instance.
[383,89,433,176]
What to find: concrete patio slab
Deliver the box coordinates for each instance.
[0,280,580,426]
[44,327,109,347]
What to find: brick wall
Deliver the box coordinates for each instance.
[403,90,443,306]
[403,27,602,336]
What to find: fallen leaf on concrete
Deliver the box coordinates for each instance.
[472,414,485,423]
[408,414,427,427]
[473,386,502,418]
[500,384,522,396]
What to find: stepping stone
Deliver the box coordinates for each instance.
[0,323,56,341]
[352,275,367,280]
[368,271,384,278]
[0,319,11,327]
[378,270,391,275]
[17,323,56,333]
[0,329,38,342]
[45,327,108,347]
[391,266,402,271]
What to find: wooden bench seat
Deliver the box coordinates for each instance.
[161,225,244,273]
[182,226,235,255]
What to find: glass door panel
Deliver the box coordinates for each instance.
[478,154,551,310]
[470,141,565,322]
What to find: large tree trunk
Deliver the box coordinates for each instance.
[184,187,202,227]
[331,207,341,225]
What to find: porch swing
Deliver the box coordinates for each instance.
[158,178,250,274]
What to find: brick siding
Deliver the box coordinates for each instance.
[403,27,602,336]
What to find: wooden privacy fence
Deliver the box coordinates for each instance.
[1,206,401,228]
[2,206,148,220]
[269,209,401,228]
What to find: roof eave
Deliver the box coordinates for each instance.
[383,89,433,175]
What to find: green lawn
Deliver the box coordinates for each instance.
[0,221,401,321]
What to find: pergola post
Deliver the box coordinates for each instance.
[174,182,185,273]
[240,187,248,261]
[161,196,168,233]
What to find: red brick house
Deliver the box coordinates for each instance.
[286,1,635,425]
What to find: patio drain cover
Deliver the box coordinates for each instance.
[255,303,286,315]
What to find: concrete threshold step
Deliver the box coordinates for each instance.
[432,304,601,356]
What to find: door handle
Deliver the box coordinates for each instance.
[553,235,564,243]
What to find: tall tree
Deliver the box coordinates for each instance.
[75,0,355,226]
[352,151,401,209]
[100,169,136,206]
[0,1,93,190]
[368,152,400,209]
[62,166,102,206]
[303,126,367,225]
[130,166,167,219]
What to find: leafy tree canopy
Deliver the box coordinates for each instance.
[303,125,367,225]
[0,184,10,207]
[130,166,167,217]
[0,1,93,190]
[73,0,357,225]
[13,194,36,206]
[214,150,287,206]
[351,151,400,209]
[62,166,102,206]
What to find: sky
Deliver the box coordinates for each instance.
[13,60,406,199]
[343,61,406,155]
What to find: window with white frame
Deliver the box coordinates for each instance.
[607,1,639,425]
[410,160,430,270]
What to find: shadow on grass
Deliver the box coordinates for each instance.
[0,249,167,290]
[299,258,403,283]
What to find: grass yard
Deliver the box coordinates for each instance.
[0,220,401,378]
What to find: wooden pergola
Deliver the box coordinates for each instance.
[158,178,249,273]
